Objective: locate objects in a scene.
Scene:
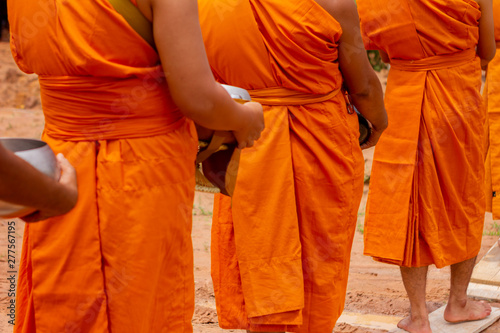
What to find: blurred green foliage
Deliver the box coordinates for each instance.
[367,50,388,72]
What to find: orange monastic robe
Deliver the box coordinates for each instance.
[199,1,364,332]
[358,0,485,268]
[484,1,500,218]
[8,0,198,332]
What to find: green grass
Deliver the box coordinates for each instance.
[357,211,365,234]
[192,204,213,217]
[484,221,500,236]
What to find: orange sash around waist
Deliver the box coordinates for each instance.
[249,86,341,105]
[39,74,185,141]
[390,48,477,72]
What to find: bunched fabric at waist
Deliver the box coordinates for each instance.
[39,74,185,141]
[390,48,477,72]
[248,86,341,105]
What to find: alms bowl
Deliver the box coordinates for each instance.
[0,138,60,218]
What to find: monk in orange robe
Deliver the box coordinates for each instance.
[8,0,264,331]
[484,1,500,226]
[198,0,388,332]
[358,0,496,331]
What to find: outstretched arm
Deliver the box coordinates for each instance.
[0,144,78,222]
[136,0,264,149]
[476,0,496,67]
[317,0,388,149]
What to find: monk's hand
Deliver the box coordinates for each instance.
[55,153,78,208]
[481,58,490,71]
[21,154,78,223]
[233,101,265,149]
[360,122,387,150]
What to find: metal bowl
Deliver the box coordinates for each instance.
[221,84,251,102]
[0,138,60,218]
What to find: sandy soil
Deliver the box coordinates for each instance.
[1,40,500,333]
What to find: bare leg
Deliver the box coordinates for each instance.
[443,257,492,323]
[397,266,432,333]
[247,331,284,333]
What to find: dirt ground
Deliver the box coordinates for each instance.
[1,39,500,333]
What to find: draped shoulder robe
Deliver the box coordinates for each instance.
[484,0,500,218]
[8,0,198,331]
[199,1,364,332]
[358,0,485,268]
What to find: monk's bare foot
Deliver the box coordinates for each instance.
[444,299,492,323]
[397,316,432,333]
[497,238,500,248]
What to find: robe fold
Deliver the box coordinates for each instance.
[358,0,485,268]
[484,1,500,219]
[199,1,364,332]
[8,0,198,331]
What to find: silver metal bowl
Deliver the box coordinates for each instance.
[221,84,251,102]
[0,138,60,218]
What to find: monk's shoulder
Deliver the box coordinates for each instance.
[313,0,355,15]
[313,0,358,25]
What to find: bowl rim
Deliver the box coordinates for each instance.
[0,137,48,153]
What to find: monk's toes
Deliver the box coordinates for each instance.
[473,302,491,320]
[479,301,492,314]
[444,300,493,323]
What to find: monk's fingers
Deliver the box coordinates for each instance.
[360,136,378,150]
[361,128,385,150]
[57,153,78,188]
[238,139,255,149]
[360,142,375,150]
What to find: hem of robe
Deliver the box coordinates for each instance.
[238,256,304,318]
[218,324,301,333]
[218,309,303,331]
[370,252,481,269]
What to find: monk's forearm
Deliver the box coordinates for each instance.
[350,75,388,132]
[0,147,76,215]
[173,82,252,132]
[476,0,496,64]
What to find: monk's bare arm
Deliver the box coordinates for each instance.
[317,0,388,148]
[476,0,496,65]
[139,0,264,148]
[0,145,78,222]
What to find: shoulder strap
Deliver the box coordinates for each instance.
[107,0,156,49]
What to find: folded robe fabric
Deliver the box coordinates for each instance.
[199,1,364,332]
[484,1,500,219]
[358,0,485,268]
[8,0,198,331]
